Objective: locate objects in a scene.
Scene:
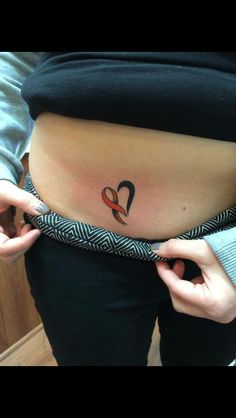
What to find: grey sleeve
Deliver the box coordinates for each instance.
[0,52,42,185]
[203,227,236,285]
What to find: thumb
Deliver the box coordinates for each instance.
[0,180,50,216]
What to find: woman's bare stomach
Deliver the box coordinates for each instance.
[28,112,236,240]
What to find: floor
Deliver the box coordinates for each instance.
[0,322,161,366]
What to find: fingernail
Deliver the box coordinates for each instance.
[151,242,162,251]
[35,202,50,214]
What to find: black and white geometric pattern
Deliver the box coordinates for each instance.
[23,173,236,262]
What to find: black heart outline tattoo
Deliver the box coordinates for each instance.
[101,180,135,225]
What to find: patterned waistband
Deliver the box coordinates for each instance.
[23,173,236,262]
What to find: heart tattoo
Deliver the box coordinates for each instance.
[101,180,135,225]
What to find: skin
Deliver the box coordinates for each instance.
[154,239,236,324]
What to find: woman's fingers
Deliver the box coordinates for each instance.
[20,223,32,236]
[156,260,189,292]
[152,238,215,268]
[169,290,210,319]
[0,227,42,257]
[172,259,185,279]
[16,220,32,237]
[153,238,230,287]
[0,180,50,216]
[154,239,236,323]
[0,224,35,264]
[0,206,17,237]
[0,218,42,265]
[3,220,31,239]
[191,276,204,284]
[155,260,200,303]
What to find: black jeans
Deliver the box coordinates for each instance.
[23,227,236,366]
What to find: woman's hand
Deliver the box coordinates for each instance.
[153,239,236,324]
[0,179,49,264]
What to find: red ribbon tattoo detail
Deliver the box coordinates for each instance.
[101,180,135,225]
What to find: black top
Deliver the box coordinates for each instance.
[21,52,236,141]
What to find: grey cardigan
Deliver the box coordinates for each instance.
[0,52,235,285]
